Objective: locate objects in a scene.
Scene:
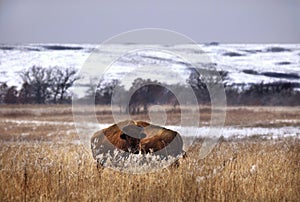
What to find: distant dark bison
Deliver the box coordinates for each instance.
[91,120,184,160]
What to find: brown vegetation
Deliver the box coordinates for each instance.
[0,105,299,201]
[0,104,299,127]
[0,139,299,201]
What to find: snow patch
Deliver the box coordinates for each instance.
[2,119,299,139]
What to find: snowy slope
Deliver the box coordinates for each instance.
[0,43,299,89]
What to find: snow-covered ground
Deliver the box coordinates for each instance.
[1,44,299,90]
[167,125,300,140]
[1,119,299,140]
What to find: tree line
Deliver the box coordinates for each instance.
[0,66,79,104]
[0,66,299,109]
[187,68,300,106]
[80,68,300,114]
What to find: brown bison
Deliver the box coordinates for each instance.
[91,120,145,158]
[91,120,184,160]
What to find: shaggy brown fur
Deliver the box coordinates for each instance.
[91,120,145,158]
[136,121,184,157]
[91,120,184,160]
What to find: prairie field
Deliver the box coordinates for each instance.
[0,105,300,201]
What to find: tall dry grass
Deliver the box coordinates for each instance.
[0,105,299,201]
[0,138,299,201]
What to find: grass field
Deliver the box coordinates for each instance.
[0,105,300,201]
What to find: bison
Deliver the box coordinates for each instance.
[91,120,145,158]
[91,120,184,161]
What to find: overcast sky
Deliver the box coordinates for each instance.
[0,0,299,43]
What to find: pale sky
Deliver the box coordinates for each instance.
[0,0,299,43]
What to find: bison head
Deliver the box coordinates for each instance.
[120,125,146,154]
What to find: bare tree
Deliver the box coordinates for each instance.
[127,78,164,114]
[20,66,52,104]
[4,86,18,104]
[95,79,121,105]
[19,66,79,104]
[50,67,79,103]
[18,82,34,104]
[187,68,228,104]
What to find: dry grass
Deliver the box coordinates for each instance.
[0,139,299,201]
[0,105,300,201]
[1,104,299,127]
